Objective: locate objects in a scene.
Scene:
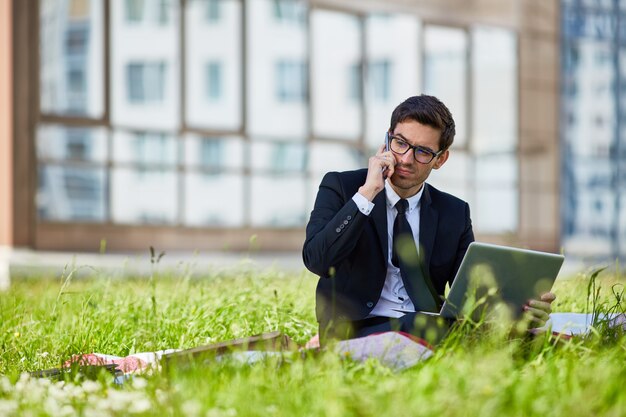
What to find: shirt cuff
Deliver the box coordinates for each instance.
[352,192,375,216]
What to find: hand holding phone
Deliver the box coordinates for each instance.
[358,136,394,201]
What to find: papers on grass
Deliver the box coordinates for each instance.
[546,312,626,336]
[335,332,433,371]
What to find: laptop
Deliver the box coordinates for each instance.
[395,242,565,320]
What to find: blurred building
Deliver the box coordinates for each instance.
[1,0,616,261]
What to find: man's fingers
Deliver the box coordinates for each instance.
[524,306,550,322]
[540,292,556,303]
[528,299,552,314]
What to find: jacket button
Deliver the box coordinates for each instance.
[335,227,341,233]
[347,215,352,220]
[343,220,349,225]
[366,301,374,308]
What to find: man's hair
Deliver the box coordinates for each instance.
[388,95,456,152]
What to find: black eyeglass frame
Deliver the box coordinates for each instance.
[385,132,444,164]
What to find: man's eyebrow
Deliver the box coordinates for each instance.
[393,133,437,153]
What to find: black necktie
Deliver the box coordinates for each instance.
[392,199,439,312]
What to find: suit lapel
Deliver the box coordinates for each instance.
[419,184,438,271]
[371,191,388,262]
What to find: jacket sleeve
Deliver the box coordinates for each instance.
[302,171,370,277]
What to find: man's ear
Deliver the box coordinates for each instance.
[433,150,449,170]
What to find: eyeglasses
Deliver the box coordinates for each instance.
[387,133,443,164]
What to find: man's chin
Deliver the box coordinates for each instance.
[391,172,414,185]
[389,176,423,193]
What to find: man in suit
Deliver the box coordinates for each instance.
[302,95,555,343]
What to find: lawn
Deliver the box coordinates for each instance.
[0,259,625,417]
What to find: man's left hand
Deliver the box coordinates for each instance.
[524,292,556,328]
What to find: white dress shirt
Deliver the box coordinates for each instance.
[352,180,424,318]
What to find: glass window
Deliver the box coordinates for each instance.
[474,155,518,232]
[312,10,361,140]
[472,27,517,154]
[126,62,166,103]
[184,134,244,170]
[364,14,420,148]
[276,60,307,102]
[157,0,169,25]
[250,141,306,172]
[206,61,222,101]
[348,63,362,103]
[186,0,242,130]
[582,0,612,9]
[37,165,107,222]
[111,168,178,224]
[39,0,104,117]
[112,131,177,166]
[471,27,518,233]
[563,41,615,159]
[37,125,107,162]
[125,0,169,25]
[273,0,306,25]
[111,0,179,129]
[368,60,391,101]
[185,173,245,226]
[125,0,144,22]
[247,0,308,139]
[423,26,468,148]
[206,0,221,22]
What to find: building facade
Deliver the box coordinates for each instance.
[1,0,561,254]
[560,0,626,261]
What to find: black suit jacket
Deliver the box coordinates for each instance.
[302,168,474,329]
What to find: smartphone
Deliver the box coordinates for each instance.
[382,132,390,178]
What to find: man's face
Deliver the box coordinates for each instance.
[389,120,449,198]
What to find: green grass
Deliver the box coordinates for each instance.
[0,261,625,417]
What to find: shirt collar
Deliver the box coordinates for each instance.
[385,180,424,212]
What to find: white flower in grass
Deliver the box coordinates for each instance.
[17,380,46,404]
[181,399,202,417]
[0,399,18,415]
[207,408,238,417]
[131,377,148,390]
[83,406,113,417]
[93,397,113,413]
[0,376,12,394]
[14,372,31,392]
[58,404,76,417]
[81,380,101,394]
[48,383,68,402]
[44,396,63,416]
[128,398,152,414]
[63,383,85,401]
[155,389,169,405]
[106,390,132,412]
